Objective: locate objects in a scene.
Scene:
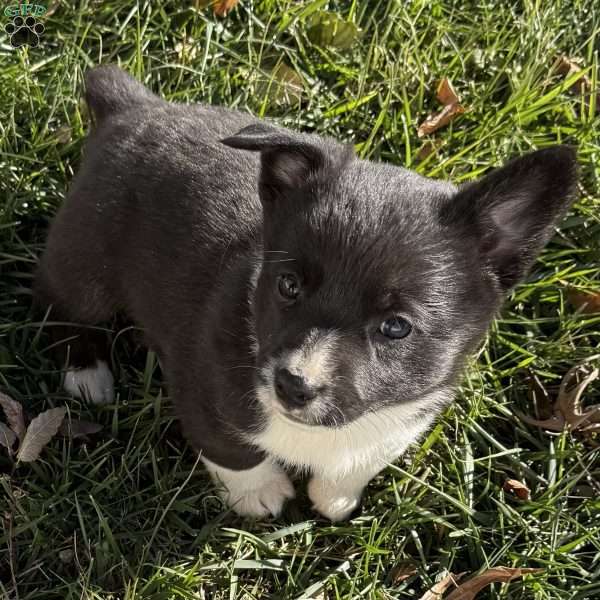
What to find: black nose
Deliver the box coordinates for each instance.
[274,368,318,409]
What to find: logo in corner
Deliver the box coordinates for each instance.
[4,3,46,48]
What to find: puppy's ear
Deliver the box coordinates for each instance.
[442,146,578,290]
[221,123,352,200]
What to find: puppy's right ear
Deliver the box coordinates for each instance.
[442,146,578,290]
[221,123,352,201]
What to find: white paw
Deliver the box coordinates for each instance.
[308,477,363,521]
[202,457,295,518]
[64,360,114,405]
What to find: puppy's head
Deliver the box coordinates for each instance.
[223,124,577,428]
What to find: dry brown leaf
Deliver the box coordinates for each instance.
[503,479,530,500]
[0,423,17,453]
[417,77,466,137]
[419,572,465,600]
[213,0,239,17]
[553,55,600,112]
[0,392,26,440]
[445,567,543,600]
[417,103,465,138]
[553,55,591,95]
[520,364,600,433]
[59,419,102,439]
[555,366,600,431]
[390,563,417,585]
[567,287,600,314]
[436,78,460,106]
[17,407,66,463]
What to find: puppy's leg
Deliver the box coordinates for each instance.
[58,326,114,405]
[202,456,295,518]
[172,379,295,518]
[308,463,383,522]
[34,251,117,405]
[42,321,115,406]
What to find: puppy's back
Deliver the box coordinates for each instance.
[37,66,264,342]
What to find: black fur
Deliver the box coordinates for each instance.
[34,65,578,470]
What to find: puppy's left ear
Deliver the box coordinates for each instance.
[442,146,578,290]
[221,123,353,201]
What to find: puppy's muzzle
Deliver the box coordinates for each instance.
[274,367,318,410]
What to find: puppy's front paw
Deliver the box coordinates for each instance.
[64,360,114,405]
[203,458,295,518]
[308,477,363,522]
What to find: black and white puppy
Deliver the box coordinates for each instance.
[35,66,577,521]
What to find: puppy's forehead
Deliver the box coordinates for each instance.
[303,161,457,243]
[264,161,460,300]
[339,159,458,207]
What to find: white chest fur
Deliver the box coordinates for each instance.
[249,390,449,479]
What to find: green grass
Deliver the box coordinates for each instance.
[1,0,599,598]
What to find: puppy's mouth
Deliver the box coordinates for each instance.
[277,409,305,424]
[267,391,322,426]
[276,406,321,427]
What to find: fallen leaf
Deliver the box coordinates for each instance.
[390,563,417,585]
[436,78,460,106]
[419,572,465,600]
[212,0,239,17]
[0,423,17,453]
[306,11,361,50]
[520,364,600,433]
[259,63,304,106]
[0,392,26,440]
[17,407,66,463]
[59,419,102,439]
[553,55,600,113]
[445,567,543,600]
[567,287,600,314]
[553,55,591,95]
[503,479,530,500]
[555,366,600,431]
[417,77,466,137]
[417,103,465,137]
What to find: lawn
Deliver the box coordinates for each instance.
[1,0,599,598]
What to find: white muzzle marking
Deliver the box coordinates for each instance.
[256,328,339,421]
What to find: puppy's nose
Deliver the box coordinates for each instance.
[274,368,317,409]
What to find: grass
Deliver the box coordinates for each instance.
[0,0,599,598]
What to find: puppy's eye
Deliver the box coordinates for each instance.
[379,316,412,339]
[277,273,300,300]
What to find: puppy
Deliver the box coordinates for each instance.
[34,66,578,520]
